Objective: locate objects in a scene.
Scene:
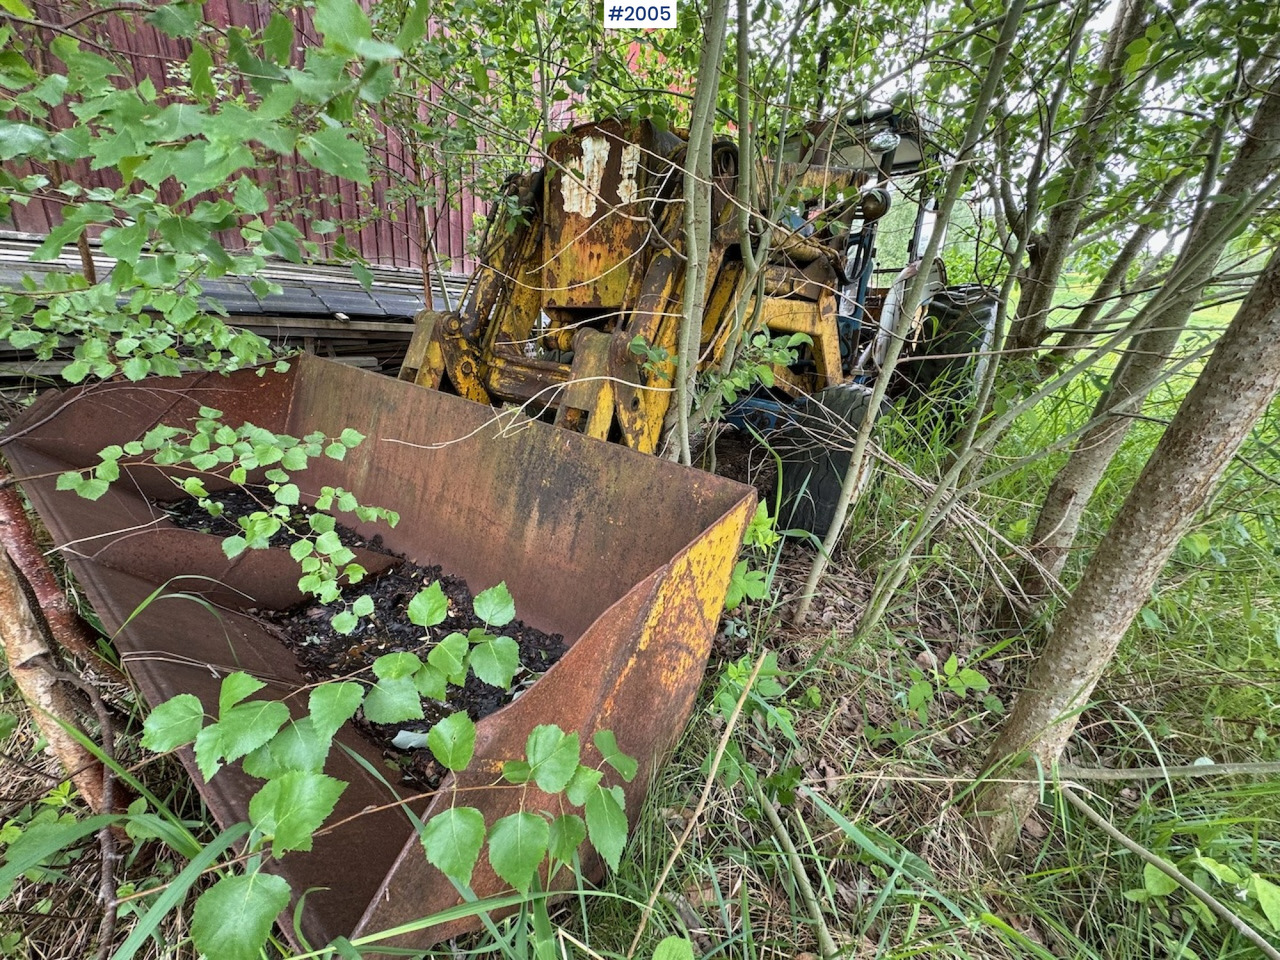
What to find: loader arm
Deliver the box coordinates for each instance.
[400,118,897,452]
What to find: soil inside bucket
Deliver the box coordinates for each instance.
[159,486,384,551]
[160,490,569,791]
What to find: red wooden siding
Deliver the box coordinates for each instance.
[8,1,495,274]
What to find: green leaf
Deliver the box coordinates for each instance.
[281,445,309,471]
[188,43,215,100]
[262,222,303,263]
[468,636,520,689]
[73,477,109,500]
[1193,854,1242,884]
[427,631,469,683]
[473,582,515,628]
[339,427,365,447]
[121,356,151,380]
[351,261,373,291]
[502,759,532,784]
[248,770,346,857]
[352,594,374,618]
[652,937,695,960]
[314,529,342,555]
[195,700,290,780]
[222,535,247,559]
[593,730,638,782]
[724,560,767,611]
[331,610,357,634]
[362,676,422,724]
[394,0,428,49]
[352,38,403,62]
[0,0,35,18]
[190,871,290,960]
[273,483,300,506]
[420,806,485,884]
[219,672,266,715]
[428,712,476,771]
[262,11,295,65]
[314,0,372,49]
[218,701,291,761]
[0,122,50,161]
[308,681,364,739]
[373,652,423,680]
[469,60,490,95]
[413,663,447,699]
[408,581,448,628]
[525,725,580,794]
[112,823,247,960]
[487,812,548,893]
[193,726,225,781]
[158,215,212,254]
[242,717,330,778]
[1143,862,1180,897]
[146,1,200,38]
[584,784,628,872]
[547,813,586,863]
[0,712,16,740]
[100,221,147,262]
[565,765,602,807]
[1249,875,1280,930]
[299,128,369,183]
[1181,532,1211,559]
[141,693,205,752]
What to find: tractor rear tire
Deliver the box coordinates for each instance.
[776,383,884,537]
[893,284,998,410]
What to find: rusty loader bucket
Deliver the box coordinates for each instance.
[2,354,756,950]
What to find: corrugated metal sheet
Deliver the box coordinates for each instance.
[0,237,474,379]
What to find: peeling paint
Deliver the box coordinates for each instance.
[561,136,609,218]
[617,143,641,205]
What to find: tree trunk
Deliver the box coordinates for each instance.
[673,0,731,466]
[0,547,109,813]
[1006,0,1149,353]
[0,482,126,684]
[1015,70,1280,607]
[978,241,1280,857]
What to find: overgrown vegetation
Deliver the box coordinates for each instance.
[2,0,1280,957]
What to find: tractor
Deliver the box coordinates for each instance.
[400,111,998,533]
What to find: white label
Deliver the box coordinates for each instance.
[603,0,676,29]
